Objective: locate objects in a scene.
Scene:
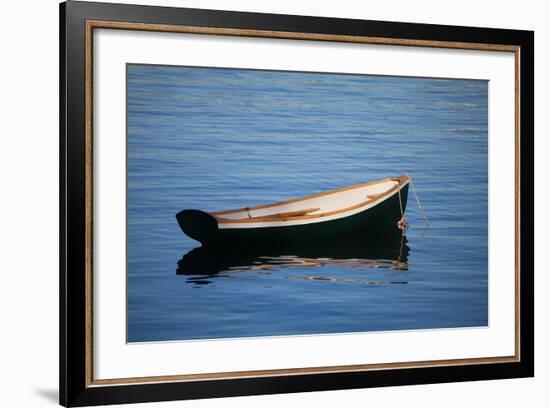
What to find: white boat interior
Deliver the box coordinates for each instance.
[211,176,409,224]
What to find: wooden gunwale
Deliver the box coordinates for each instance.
[213,175,409,224]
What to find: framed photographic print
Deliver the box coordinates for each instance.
[60,1,534,406]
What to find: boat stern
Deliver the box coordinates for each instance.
[176,210,219,245]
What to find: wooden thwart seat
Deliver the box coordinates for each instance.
[217,208,320,221]
[257,208,320,219]
[366,193,385,200]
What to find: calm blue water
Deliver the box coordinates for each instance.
[127,64,488,342]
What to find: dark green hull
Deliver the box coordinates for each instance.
[176,184,408,248]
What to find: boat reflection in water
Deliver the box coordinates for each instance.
[176,233,410,286]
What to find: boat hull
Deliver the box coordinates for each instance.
[176,184,408,248]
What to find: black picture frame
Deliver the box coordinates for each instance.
[60,1,534,406]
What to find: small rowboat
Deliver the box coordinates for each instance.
[176,175,410,247]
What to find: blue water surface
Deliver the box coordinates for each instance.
[127,64,488,342]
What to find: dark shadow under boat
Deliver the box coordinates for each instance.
[177,233,410,286]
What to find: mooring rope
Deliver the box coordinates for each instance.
[398,188,405,218]
[406,173,429,225]
[397,188,408,230]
